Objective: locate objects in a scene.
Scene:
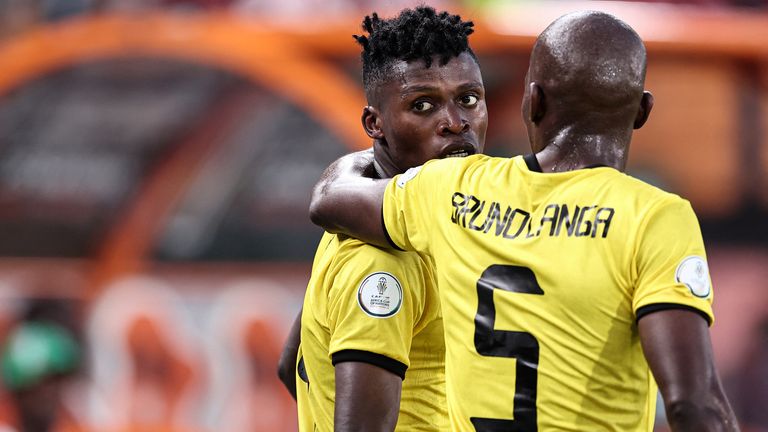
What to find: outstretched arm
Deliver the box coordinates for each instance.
[309,149,390,248]
[639,309,739,432]
[277,309,302,400]
[334,362,402,432]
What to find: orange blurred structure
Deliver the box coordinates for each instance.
[0,4,765,286]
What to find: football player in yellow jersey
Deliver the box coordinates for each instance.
[309,10,739,432]
[277,6,488,431]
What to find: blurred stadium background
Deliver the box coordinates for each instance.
[0,0,766,431]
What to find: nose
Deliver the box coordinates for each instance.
[438,105,469,136]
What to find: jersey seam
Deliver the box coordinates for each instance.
[629,196,677,288]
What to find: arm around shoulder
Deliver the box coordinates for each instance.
[309,149,390,248]
[638,309,739,432]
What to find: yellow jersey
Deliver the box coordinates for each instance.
[297,232,447,431]
[382,154,714,431]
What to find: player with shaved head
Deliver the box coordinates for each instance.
[524,11,651,173]
[309,11,738,432]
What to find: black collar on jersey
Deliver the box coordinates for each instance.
[524,153,543,172]
[524,153,610,172]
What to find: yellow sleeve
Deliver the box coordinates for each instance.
[326,244,426,378]
[633,197,715,325]
[381,160,444,253]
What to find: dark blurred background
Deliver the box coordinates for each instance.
[0,0,766,431]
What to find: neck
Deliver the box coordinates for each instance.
[372,140,401,178]
[533,126,630,172]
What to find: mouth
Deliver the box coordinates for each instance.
[441,143,477,159]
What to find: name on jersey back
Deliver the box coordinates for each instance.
[451,192,615,239]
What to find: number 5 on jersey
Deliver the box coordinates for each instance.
[472,265,543,432]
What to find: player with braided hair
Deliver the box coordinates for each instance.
[354,7,476,94]
[277,5,487,431]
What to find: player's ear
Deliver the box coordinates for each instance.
[633,91,654,129]
[528,82,546,124]
[361,106,385,140]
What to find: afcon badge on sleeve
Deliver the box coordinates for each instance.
[675,256,711,298]
[357,272,403,318]
[396,166,422,188]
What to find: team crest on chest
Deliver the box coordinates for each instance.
[357,272,403,318]
[675,256,711,298]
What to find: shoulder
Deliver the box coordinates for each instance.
[608,174,702,249]
[413,154,497,177]
[333,237,429,278]
[612,171,693,213]
[330,240,434,317]
[396,154,508,189]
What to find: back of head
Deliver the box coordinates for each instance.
[531,11,646,119]
[354,6,476,103]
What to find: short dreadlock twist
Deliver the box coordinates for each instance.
[354,6,477,100]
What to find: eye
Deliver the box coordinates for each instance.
[413,101,434,112]
[460,94,479,107]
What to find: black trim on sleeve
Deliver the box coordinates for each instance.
[297,356,309,384]
[332,349,408,380]
[381,206,405,252]
[636,303,712,326]
[523,154,543,173]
